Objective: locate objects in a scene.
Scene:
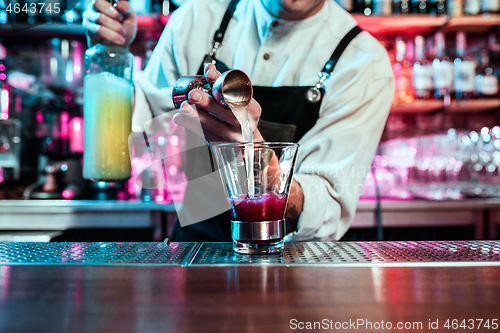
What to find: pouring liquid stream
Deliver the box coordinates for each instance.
[227,103,255,197]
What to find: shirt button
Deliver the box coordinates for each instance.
[271,20,279,28]
[263,53,270,60]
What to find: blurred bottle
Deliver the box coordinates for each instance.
[393,37,415,104]
[453,32,476,100]
[352,0,371,14]
[83,1,133,182]
[373,0,392,14]
[432,32,453,101]
[411,0,430,13]
[429,0,447,14]
[413,35,433,100]
[488,33,500,63]
[481,0,500,13]
[476,49,499,98]
[393,0,412,14]
[448,0,464,15]
[464,0,481,13]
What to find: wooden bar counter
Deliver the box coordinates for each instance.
[0,241,499,332]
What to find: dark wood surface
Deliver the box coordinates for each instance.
[0,265,499,332]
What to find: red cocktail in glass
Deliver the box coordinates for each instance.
[212,142,299,254]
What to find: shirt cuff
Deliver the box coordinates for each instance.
[284,173,341,241]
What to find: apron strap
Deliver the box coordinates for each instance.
[198,0,240,74]
[322,26,363,74]
[214,0,241,44]
[306,25,363,103]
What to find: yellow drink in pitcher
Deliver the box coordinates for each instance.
[83,72,133,181]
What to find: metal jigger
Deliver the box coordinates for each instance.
[171,70,252,109]
[212,70,253,108]
[172,76,212,109]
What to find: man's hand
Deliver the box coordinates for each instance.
[173,64,264,143]
[83,0,137,47]
[173,64,304,228]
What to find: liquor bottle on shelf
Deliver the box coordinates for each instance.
[413,35,433,99]
[488,33,500,63]
[448,0,464,16]
[432,32,453,101]
[464,0,481,14]
[481,0,500,12]
[353,0,373,14]
[373,0,392,15]
[393,37,415,104]
[476,49,499,98]
[453,32,476,100]
[393,0,412,14]
[412,0,430,13]
[429,0,447,14]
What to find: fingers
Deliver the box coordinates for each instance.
[115,0,135,16]
[204,63,221,84]
[96,12,126,36]
[204,63,216,75]
[179,102,243,142]
[247,98,262,129]
[96,25,126,45]
[84,0,129,45]
[188,90,240,127]
[93,0,123,21]
[206,68,221,84]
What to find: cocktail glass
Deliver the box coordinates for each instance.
[211,142,299,254]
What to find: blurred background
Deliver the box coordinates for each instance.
[0,0,499,242]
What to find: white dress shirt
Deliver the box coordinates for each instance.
[133,0,394,241]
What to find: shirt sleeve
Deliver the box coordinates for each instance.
[287,54,394,241]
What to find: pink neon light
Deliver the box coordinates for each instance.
[36,111,43,123]
[1,88,9,119]
[73,41,82,79]
[60,112,69,139]
[0,73,6,81]
[62,189,74,200]
[0,64,5,71]
[69,117,84,153]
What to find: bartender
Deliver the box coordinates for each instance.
[83,0,394,241]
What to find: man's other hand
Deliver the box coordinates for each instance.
[83,0,137,47]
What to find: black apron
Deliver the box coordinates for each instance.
[171,0,362,242]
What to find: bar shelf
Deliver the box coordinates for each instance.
[390,100,445,113]
[353,15,448,36]
[391,98,500,113]
[0,15,164,37]
[353,14,500,36]
[440,14,500,33]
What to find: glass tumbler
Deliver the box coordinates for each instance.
[211,142,299,254]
